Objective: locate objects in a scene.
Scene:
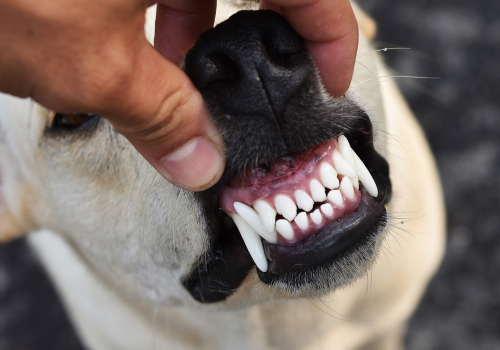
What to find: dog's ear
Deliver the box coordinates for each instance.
[352,2,377,41]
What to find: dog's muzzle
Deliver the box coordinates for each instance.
[181,10,392,303]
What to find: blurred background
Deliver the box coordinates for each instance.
[1,0,499,349]
[357,0,500,348]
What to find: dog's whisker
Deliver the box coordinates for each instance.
[379,75,440,80]
[350,78,376,88]
[307,298,354,322]
[354,61,384,90]
[357,47,411,57]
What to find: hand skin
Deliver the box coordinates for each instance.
[0,0,358,191]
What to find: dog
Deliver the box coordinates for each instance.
[0,1,445,349]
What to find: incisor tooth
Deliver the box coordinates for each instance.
[310,179,326,202]
[320,203,334,217]
[253,200,277,234]
[275,195,297,221]
[352,151,378,197]
[230,214,268,272]
[338,135,357,171]
[332,150,357,178]
[294,190,314,212]
[320,163,339,189]
[310,209,323,225]
[276,219,294,240]
[327,190,344,206]
[294,212,309,230]
[340,177,355,200]
[234,202,277,243]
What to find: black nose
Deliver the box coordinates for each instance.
[184,10,352,173]
[184,10,313,119]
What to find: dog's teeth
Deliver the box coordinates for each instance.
[352,151,378,197]
[332,150,357,178]
[294,190,314,212]
[275,195,297,221]
[253,199,277,234]
[310,179,326,202]
[340,177,355,200]
[327,189,344,206]
[294,212,309,230]
[234,202,277,243]
[351,177,360,190]
[320,163,339,190]
[310,209,323,225]
[230,214,268,272]
[276,219,294,240]
[320,203,334,217]
[338,135,357,171]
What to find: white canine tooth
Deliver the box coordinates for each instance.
[230,214,268,272]
[340,177,355,200]
[310,179,326,202]
[294,212,309,230]
[352,151,379,197]
[234,202,277,243]
[276,219,294,240]
[274,195,297,221]
[332,150,357,178]
[327,190,344,206]
[294,190,314,212]
[310,209,323,225]
[320,203,334,217]
[338,135,357,171]
[320,163,339,189]
[253,199,277,234]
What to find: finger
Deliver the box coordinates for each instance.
[261,0,358,96]
[154,0,217,65]
[100,39,224,191]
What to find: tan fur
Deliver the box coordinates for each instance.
[0,2,445,349]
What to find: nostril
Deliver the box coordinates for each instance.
[199,52,240,90]
[262,28,307,67]
[264,46,308,67]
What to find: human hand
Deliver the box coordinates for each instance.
[0,0,357,191]
[260,0,358,97]
[0,0,224,191]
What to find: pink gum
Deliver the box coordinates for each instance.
[220,138,339,213]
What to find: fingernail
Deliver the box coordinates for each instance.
[159,137,223,190]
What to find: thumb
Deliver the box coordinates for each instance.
[103,42,224,191]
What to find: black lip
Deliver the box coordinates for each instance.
[258,189,386,284]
